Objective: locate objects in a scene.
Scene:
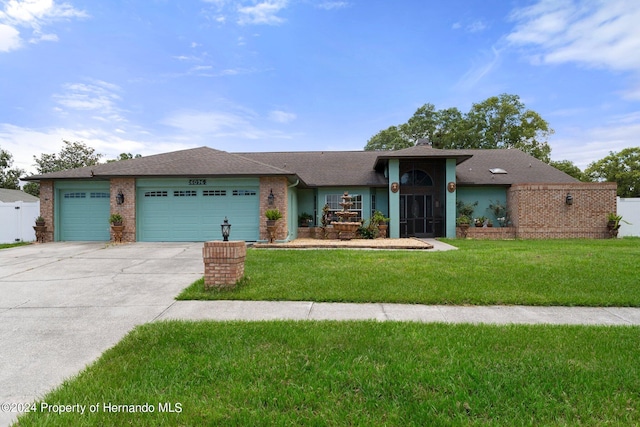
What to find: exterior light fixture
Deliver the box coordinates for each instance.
[116,191,125,205]
[267,189,275,206]
[221,217,231,241]
[565,193,573,205]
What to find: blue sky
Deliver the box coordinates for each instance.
[2,0,640,175]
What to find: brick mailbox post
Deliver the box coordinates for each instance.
[202,241,246,290]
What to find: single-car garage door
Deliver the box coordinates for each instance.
[137,179,259,242]
[57,183,111,241]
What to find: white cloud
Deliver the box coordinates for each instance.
[0,0,87,52]
[0,23,21,51]
[53,80,127,123]
[269,110,296,123]
[237,0,288,26]
[508,0,640,72]
[316,2,349,10]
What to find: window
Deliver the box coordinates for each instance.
[489,168,507,174]
[174,190,197,197]
[90,192,109,198]
[64,192,86,199]
[203,190,226,196]
[400,170,433,186]
[144,191,168,197]
[371,194,377,217]
[325,194,362,221]
[233,190,257,196]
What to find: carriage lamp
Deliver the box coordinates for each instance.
[221,217,231,241]
[268,189,275,206]
[565,193,573,205]
[116,191,125,205]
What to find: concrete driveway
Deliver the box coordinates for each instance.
[0,242,203,426]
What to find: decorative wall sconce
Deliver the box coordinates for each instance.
[116,191,125,205]
[221,217,231,241]
[267,189,275,206]
[565,193,573,205]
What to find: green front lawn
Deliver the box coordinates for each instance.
[16,321,640,426]
[178,238,640,306]
[0,242,30,250]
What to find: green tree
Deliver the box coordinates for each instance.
[0,147,25,189]
[107,153,142,163]
[365,94,554,162]
[585,147,640,197]
[364,125,412,151]
[33,140,103,174]
[550,160,590,182]
[23,182,40,197]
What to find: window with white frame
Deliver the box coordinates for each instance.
[325,194,362,221]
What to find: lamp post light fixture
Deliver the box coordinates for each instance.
[116,191,125,205]
[267,189,275,206]
[565,193,573,205]
[221,217,231,241]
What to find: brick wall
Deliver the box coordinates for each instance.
[39,180,54,243]
[462,227,516,239]
[202,241,246,289]
[508,182,617,239]
[109,178,136,242]
[259,177,288,241]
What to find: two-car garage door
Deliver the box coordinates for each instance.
[136,179,260,242]
[56,179,260,242]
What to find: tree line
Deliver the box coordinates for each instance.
[0,140,140,196]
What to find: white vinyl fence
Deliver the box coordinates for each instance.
[0,201,40,243]
[617,197,640,237]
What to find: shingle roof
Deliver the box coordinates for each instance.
[239,151,387,187]
[454,149,578,185]
[374,144,473,167]
[24,145,577,187]
[0,188,40,203]
[25,147,295,181]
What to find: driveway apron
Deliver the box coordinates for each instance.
[0,242,203,427]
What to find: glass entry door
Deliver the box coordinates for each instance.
[400,194,433,237]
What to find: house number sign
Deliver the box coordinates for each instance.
[188,179,207,185]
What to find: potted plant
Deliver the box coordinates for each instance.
[370,210,390,238]
[35,215,45,227]
[606,213,630,238]
[109,213,123,226]
[298,212,313,227]
[265,209,282,243]
[474,216,487,227]
[456,200,478,219]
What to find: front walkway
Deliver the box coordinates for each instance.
[253,238,457,250]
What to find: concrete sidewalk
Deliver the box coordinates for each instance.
[159,300,640,325]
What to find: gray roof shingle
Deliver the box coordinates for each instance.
[25,147,295,181]
[24,145,577,187]
[0,188,40,203]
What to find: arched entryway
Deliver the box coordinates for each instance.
[399,162,445,238]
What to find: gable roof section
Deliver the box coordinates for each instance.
[25,147,296,181]
[0,188,39,203]
[374,144,473,170]
[455,149,578,185]
[239,151,387,187]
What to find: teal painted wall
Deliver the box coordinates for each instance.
[457,186,508,226]
[297,189,316,226]
[445,159,457,238]
[288,185,298,241]
[388,159,400,238]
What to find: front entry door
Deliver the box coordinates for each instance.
[400,194,433,237]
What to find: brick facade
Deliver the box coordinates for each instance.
[39,180,55,243]
[109,178,136,242]
[259,176,288,242]
[508,182,617,239]
[202,241,246,289]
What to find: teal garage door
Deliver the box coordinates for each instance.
[137,180,259,242]
[58,187,111,241]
